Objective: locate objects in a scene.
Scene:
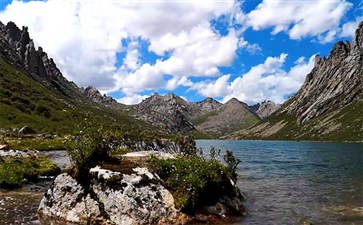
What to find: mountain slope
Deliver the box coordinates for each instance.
[235,21,363,142]
[249,101,281,119]
[0,21,156,135]
[193,98,260,137]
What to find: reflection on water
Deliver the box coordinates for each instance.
[197,140,363,225]
[0,191,42,225]
[1,142,362,225]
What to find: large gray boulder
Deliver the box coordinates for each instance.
[38,167,186,225]
[38,161,245,224]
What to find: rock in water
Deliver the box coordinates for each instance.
[38,167,185,224]
[38,164,245,224]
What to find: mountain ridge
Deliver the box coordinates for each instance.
[234,21,363,142]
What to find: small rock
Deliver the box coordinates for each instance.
[18,126,36,134]
[0,143,9,150]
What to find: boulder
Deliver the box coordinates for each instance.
[38,162,245,224]
[38,167,187,225]
[18,125,36,134]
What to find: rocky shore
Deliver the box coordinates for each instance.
[38,151,245,225]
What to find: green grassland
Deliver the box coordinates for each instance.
[238,100,363,142]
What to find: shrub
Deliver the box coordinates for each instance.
[149,155,234,212]
[65,119,121,182]
[223,150,241,180]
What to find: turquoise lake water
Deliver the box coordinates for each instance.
[196,140,363,225]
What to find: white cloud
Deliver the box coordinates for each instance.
[0,0,237,93]
[339,17,363,38]
[116,94,149,105]
[191,54,315,104]
[244,0,353,41]
[191,74,231,98]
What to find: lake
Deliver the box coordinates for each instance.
[196,140,363,225]
[1,141,362,224]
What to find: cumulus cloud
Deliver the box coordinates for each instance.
[244,0,353,41]
[191,54,315,104]
[0,0,237,93]
[116,94,149,105]
[339,17,363,38]
[0,0,353,105]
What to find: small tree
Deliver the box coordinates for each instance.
[65,119,119,183]
[223,150,241,181]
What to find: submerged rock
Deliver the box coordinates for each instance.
[38,157,245,224]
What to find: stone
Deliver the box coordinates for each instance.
[18,125,36,134]
[0,143,9,150]
[122,150,176,160]
[38,157,245,225]
[38,167,185,225]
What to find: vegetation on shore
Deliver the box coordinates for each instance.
[64,125,241,213]
[0,155,59,188]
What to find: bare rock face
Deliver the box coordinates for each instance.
[193,97,222,112]
[0,21,82,98]
[134,93,196,133]
[83,86,117,105]
[38,165,245,224]
[283,21,363,124]
[249,101,281,119]
[235,21,363,142]
[39,168,183,225]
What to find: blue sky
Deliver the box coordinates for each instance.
[0,0,361,104]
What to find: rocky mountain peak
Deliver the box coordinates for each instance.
[0,20,82,98]
[283,21,362,124]
[249,101,281,119]
[194,97,222,111]
[83,86,116,105]
[354,21,363,49]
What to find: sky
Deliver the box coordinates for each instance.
[0,0,361,105]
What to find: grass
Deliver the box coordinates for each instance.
[239,100,363,142]
[0,155,60,188]
[5,137,65,151]
[191,111,218,126]
[0,58,165,138]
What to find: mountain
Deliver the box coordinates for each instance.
[0,21,155,135]
[235,21,363,142]
[133,94,261,138]
[192,98,260,137]
[249,101,281,119]
[133,93,196,133]
[83,86,117,106]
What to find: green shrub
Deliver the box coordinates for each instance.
[223,150,241,180]
[65,120,121,182]
[149,155,234,212]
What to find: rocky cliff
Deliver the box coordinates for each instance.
[0,21,83,99]
[133,93,196,133]
[83,86,117,105]
[235,21,363,142]
[249,101,281,119]
[0,20,157,135]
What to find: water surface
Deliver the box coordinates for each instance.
[1,141,362,224]
[196,140,363,225]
